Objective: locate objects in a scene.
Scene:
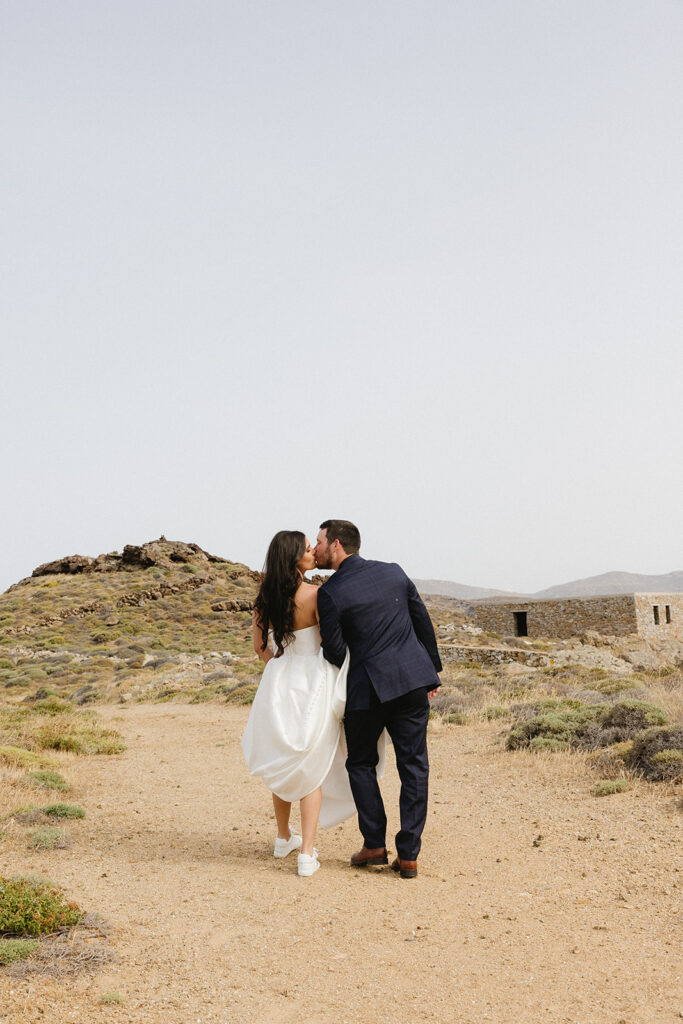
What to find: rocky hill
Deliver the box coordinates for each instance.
[0,538,263,705]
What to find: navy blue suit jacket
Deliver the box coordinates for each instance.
[317,555,442,712]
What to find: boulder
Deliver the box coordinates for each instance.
[32,555,95,577]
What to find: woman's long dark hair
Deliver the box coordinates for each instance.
[253,530,306,657]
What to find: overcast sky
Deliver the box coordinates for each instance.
[2,1,682,596]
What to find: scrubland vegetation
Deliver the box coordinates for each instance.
[1,541,681,986]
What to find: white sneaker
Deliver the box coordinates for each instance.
[273,827,302,859]
[297,849,320,877]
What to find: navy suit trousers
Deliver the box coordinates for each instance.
[344,686,430,861]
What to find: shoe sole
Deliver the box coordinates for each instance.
[391,861,418,879]
[350,856,389,868]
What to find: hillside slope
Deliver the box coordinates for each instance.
[0,538,262,704]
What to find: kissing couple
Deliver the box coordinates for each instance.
[241,520,443,878]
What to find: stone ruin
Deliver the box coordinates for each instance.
[471,592,683,640]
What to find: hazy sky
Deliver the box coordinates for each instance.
[2,1,682,595]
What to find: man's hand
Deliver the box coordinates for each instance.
[428,688,438,699]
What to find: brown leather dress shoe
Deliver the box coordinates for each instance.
[350,845,389,867]
[391,857,418,879]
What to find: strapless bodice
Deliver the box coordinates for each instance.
[269,624,321,657]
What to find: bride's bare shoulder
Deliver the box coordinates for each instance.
[293,581,319,629]
[296,581,319,604]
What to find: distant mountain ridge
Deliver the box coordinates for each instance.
[412,580,521,600]
[414,570,683,601]
[532,570,683,600]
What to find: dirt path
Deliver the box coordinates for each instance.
[2,705,681,1024]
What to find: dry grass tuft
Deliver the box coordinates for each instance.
[0,746,57,770]
[593,778,629,797]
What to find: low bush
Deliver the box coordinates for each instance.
[506,699,668,753]
[483,705,509,720]
[430,710,469,725]
[225,685,257,705]
[32,696,70,716]
[100,992,124,1005]
[28,827,71,850]
[0,937,39,964]
[42,803,85,819]
[600,699,666,732]
[530,736,569,752]
[0,876,82,936]
[189,688,214,704]
[593,678,633,696]
[506,700,605,751]
[627,726,683,782]
[22,771,70,793]
[593,779,629,797]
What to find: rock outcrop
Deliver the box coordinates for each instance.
[30,537,232,581]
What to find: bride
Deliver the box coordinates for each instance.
[241,530,364,877]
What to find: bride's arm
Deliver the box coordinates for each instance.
[252,610,274,664]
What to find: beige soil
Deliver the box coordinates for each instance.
[2,704,681,1024]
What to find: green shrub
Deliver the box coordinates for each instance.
[506,699,669,753]
[600,699,667,732]
[593,779,629,797]
[225,685,257,705]
[593,678,631,696]
[23,771,70,793]
[189,688,214,704]
[628,726,683,782]
[483,705,509,720]
[33,696,70,716]
[530,736,569,752]
[0,937,39,964]
[25,667,48,682]
[506,700,605,751]
[0,876,82,936]
[42,803,85,819]
[28,827,70,850]
[442,711,468,725]
[100,992,124,1005]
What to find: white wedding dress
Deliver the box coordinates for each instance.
[241,625,385,829]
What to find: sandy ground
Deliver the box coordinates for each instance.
[1,703,681,1024]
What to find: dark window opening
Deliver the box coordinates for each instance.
[513,611,528,637]
[653,605,660,625]
[665,605,671,624]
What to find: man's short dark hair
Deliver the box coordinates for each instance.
[319,520,361,555]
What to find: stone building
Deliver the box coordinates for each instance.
[471,593,683,640]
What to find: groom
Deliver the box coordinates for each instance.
[314,520,442,879]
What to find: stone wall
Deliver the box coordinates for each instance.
[634,593,683,639]
[471,594,639,639]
